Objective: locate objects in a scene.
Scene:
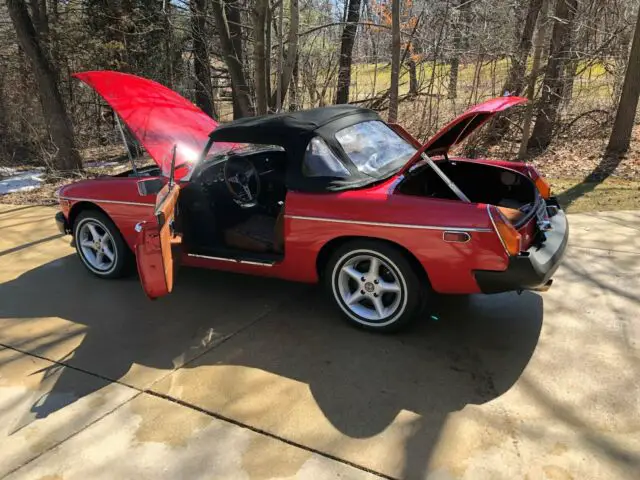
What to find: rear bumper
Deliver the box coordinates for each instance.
[55,211,71,234]
[474,201,569,294]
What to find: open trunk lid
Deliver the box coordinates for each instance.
[74,71,228,180]
[401,96,527,174]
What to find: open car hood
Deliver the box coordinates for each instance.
[402,96,527,173]
[74,71,225,179]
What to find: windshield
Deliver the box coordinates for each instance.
[335,121,417,178]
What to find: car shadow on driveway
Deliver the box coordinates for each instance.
[0,255,543,476]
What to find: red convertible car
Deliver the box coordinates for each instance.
[55,71,568,332]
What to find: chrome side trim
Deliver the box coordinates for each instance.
[187,253,275,267]
[60,196,155,207]
[285,215,491,233]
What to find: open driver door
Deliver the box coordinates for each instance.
[135,146,182,299]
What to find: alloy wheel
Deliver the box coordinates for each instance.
[333,251,407,326]
[77,219,118,273]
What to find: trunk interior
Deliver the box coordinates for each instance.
[398,160,538,226]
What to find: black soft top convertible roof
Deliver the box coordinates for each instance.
[208,105,383,192]
[208,105,376,145]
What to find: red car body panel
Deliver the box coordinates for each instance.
[60,174,508,294]
[58,72,550,297]
[60,176,160,251]
[182,177,509,293]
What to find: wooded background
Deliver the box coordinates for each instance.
[1,0,639,178]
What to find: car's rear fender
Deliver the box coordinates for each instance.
[286,190,508,294]
[315,235,431,287]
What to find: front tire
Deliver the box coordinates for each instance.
[73,210,129,279]
[325,240,423,333]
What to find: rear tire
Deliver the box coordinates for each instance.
[325,240,423,333]
[73,210,129,279]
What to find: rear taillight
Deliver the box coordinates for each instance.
[488,205,522,256]
[529,166,551,199]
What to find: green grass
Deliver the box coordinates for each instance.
[347,59,615,103]
[551,177,640,213]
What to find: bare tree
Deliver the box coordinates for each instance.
[270,0,299,110]
[505,0,544,96]
[191,0,216,118]
[527,0,578,153]
[447,0,470,100]
[1,0,638,176]
[518,0,550,159]
[606,9,640,155]
[485,0,543,143]
[211,0,253,118]
[6,0,81,171]
[253,0,269,115]
[389,0,401,122]
[335,0,362,104]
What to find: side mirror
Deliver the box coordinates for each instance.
[137,178,165,197]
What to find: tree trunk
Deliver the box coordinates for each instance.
[335,0,362,104]
[561,53,579,111]
[518,0,549,160]
[606,9,640,155]
[448,9,461,100]
[253,0,269,115]
[408,58,418,97]
[270,0,299,110]
[6,0,81,171]
[485,0,543,143]
[265,5,272,106]
[448,0,470,100]
[388,0,401,122]
[289,53,299,111]
[505,0,543,96]
[526,0,577,153]
[448,54,459,99]
[211,0,253,118]
[191,0,215,118]
[226,0,250,119]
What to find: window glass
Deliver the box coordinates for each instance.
[335,121,416,178]
[302,137,351,177]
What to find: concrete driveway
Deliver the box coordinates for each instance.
[0,204,638,479]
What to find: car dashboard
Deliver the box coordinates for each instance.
[196,148,287,215]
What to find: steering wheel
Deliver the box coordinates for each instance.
[224,157,261,207]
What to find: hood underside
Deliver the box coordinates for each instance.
[74,71,225,179]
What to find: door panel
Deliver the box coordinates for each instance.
[135,184,181,299]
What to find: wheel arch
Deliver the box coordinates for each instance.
[68,201,132,252]
[68,201,110,228]
[315,235,431,287]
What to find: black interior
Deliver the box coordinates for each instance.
[398,160,536,208]
[178,148,288,257]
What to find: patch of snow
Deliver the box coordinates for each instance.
[0,170,45,195]
[0,166,19,177]
[85,160,120,168]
